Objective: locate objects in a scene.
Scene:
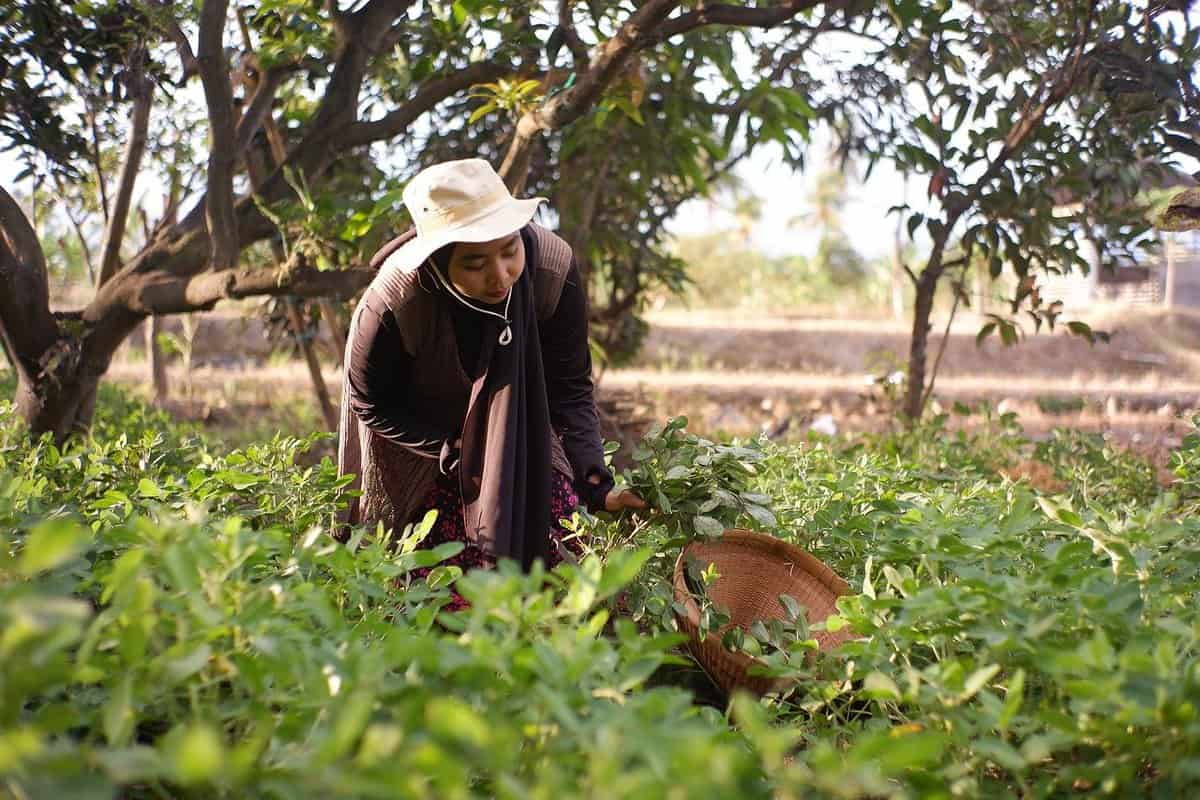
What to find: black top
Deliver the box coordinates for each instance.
[346,259,614,512]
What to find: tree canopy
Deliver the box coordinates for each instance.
[1,0,1197,437]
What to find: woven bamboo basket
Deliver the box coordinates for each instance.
[672,529,855,697]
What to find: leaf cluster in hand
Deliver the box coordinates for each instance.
[621,416,779,540]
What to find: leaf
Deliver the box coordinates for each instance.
[693,516,725,538]
[875,731,948,772]
[975,322,996,346]
[597,549,652,603]
[999,321,1018,346]
[778,593,804,622]
[882,565,909,597]
[973,736,1026,772]
[744,504,777,528]
[959,664,1001,703]
[426,565,463,591]
[137,478,165,499]
[863,671,902,701]
[426,697,492,749]
[103,674,135,746]
[165,723,225,786]
[164,644,212,683]
[467,101,497,124]
[19,519,90,575]
[998,668,1025,732]
[214,470,264,490]
[862,555,876,600]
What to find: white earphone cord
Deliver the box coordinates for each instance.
[426,258,514,345]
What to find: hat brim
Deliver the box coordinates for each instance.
[380,197,547,274]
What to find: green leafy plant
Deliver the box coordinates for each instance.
[6,377,1200,798]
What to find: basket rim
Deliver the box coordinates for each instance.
[671,528,851,677]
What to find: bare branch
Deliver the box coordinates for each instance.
[351,0,418,52]
[50,172,97,284]
[235,4,255,51]
[197,0,240,270]
[342,61,513,147]
[653,0,825,43]
[129,262,374,315]
[86,102,110,224]
[234,60,287,155]
[557,0,591,70]
[149,0,201,82]
[98,56,155,287]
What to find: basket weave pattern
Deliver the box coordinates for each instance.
[672,529,855,696]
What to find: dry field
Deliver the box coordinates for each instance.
[606,306,1200,461]
[20,303,1197,462]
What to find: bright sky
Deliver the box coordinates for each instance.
[665,138,907,261]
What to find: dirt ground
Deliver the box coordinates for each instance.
[69,303,1200,465]
[587,306,1198,472]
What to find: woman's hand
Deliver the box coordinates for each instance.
[587,472,646,513]
[604,487,647,513]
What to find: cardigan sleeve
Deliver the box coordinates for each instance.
[345,292,454,464]
[539,262,614,511]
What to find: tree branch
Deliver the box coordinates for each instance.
[919,271,965,416]
[0,186,59,386]
[342,61,513,147]
[149,0,201,82]
[86,101,110,224]
[51,172,97,284]
[958,1,1098,216]
[499,0,681,189]
[98,55,155,287]
[197,0,240,270]
[557,0,591,70]
[127,262,375,315]
[653,0,824,42]
[234,60,288,155]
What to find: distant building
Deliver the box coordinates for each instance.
[1038,231,1200,309]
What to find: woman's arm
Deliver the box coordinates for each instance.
[346,292,454,464]
[539,262,615,511]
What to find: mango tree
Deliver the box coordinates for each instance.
[804,0,1198,420]
[1,0,835,442]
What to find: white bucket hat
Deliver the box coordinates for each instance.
[381,158,546,274]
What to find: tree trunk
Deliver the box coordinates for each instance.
[285,299,338,431]
[318,298,347,366]
[146,315,170,405]
[904,268,940,421]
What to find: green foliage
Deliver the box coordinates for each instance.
[610,410,1200,797]
[467,78,544,124]
[6,380,1200,797]
[0,389,763,799]
[669,232,892,312]
[1169,416,1200,511]
[1032,428,1160,507]
[0,0,151,180]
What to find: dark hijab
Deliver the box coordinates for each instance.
[426,232,553,569]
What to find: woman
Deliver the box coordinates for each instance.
[337,158,644,591]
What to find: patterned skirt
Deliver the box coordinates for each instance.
[406,470,584,611]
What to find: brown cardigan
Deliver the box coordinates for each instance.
[337,224,610,536]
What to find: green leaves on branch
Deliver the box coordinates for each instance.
[467,78,544,124]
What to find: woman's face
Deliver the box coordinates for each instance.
[447,232,525,303]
